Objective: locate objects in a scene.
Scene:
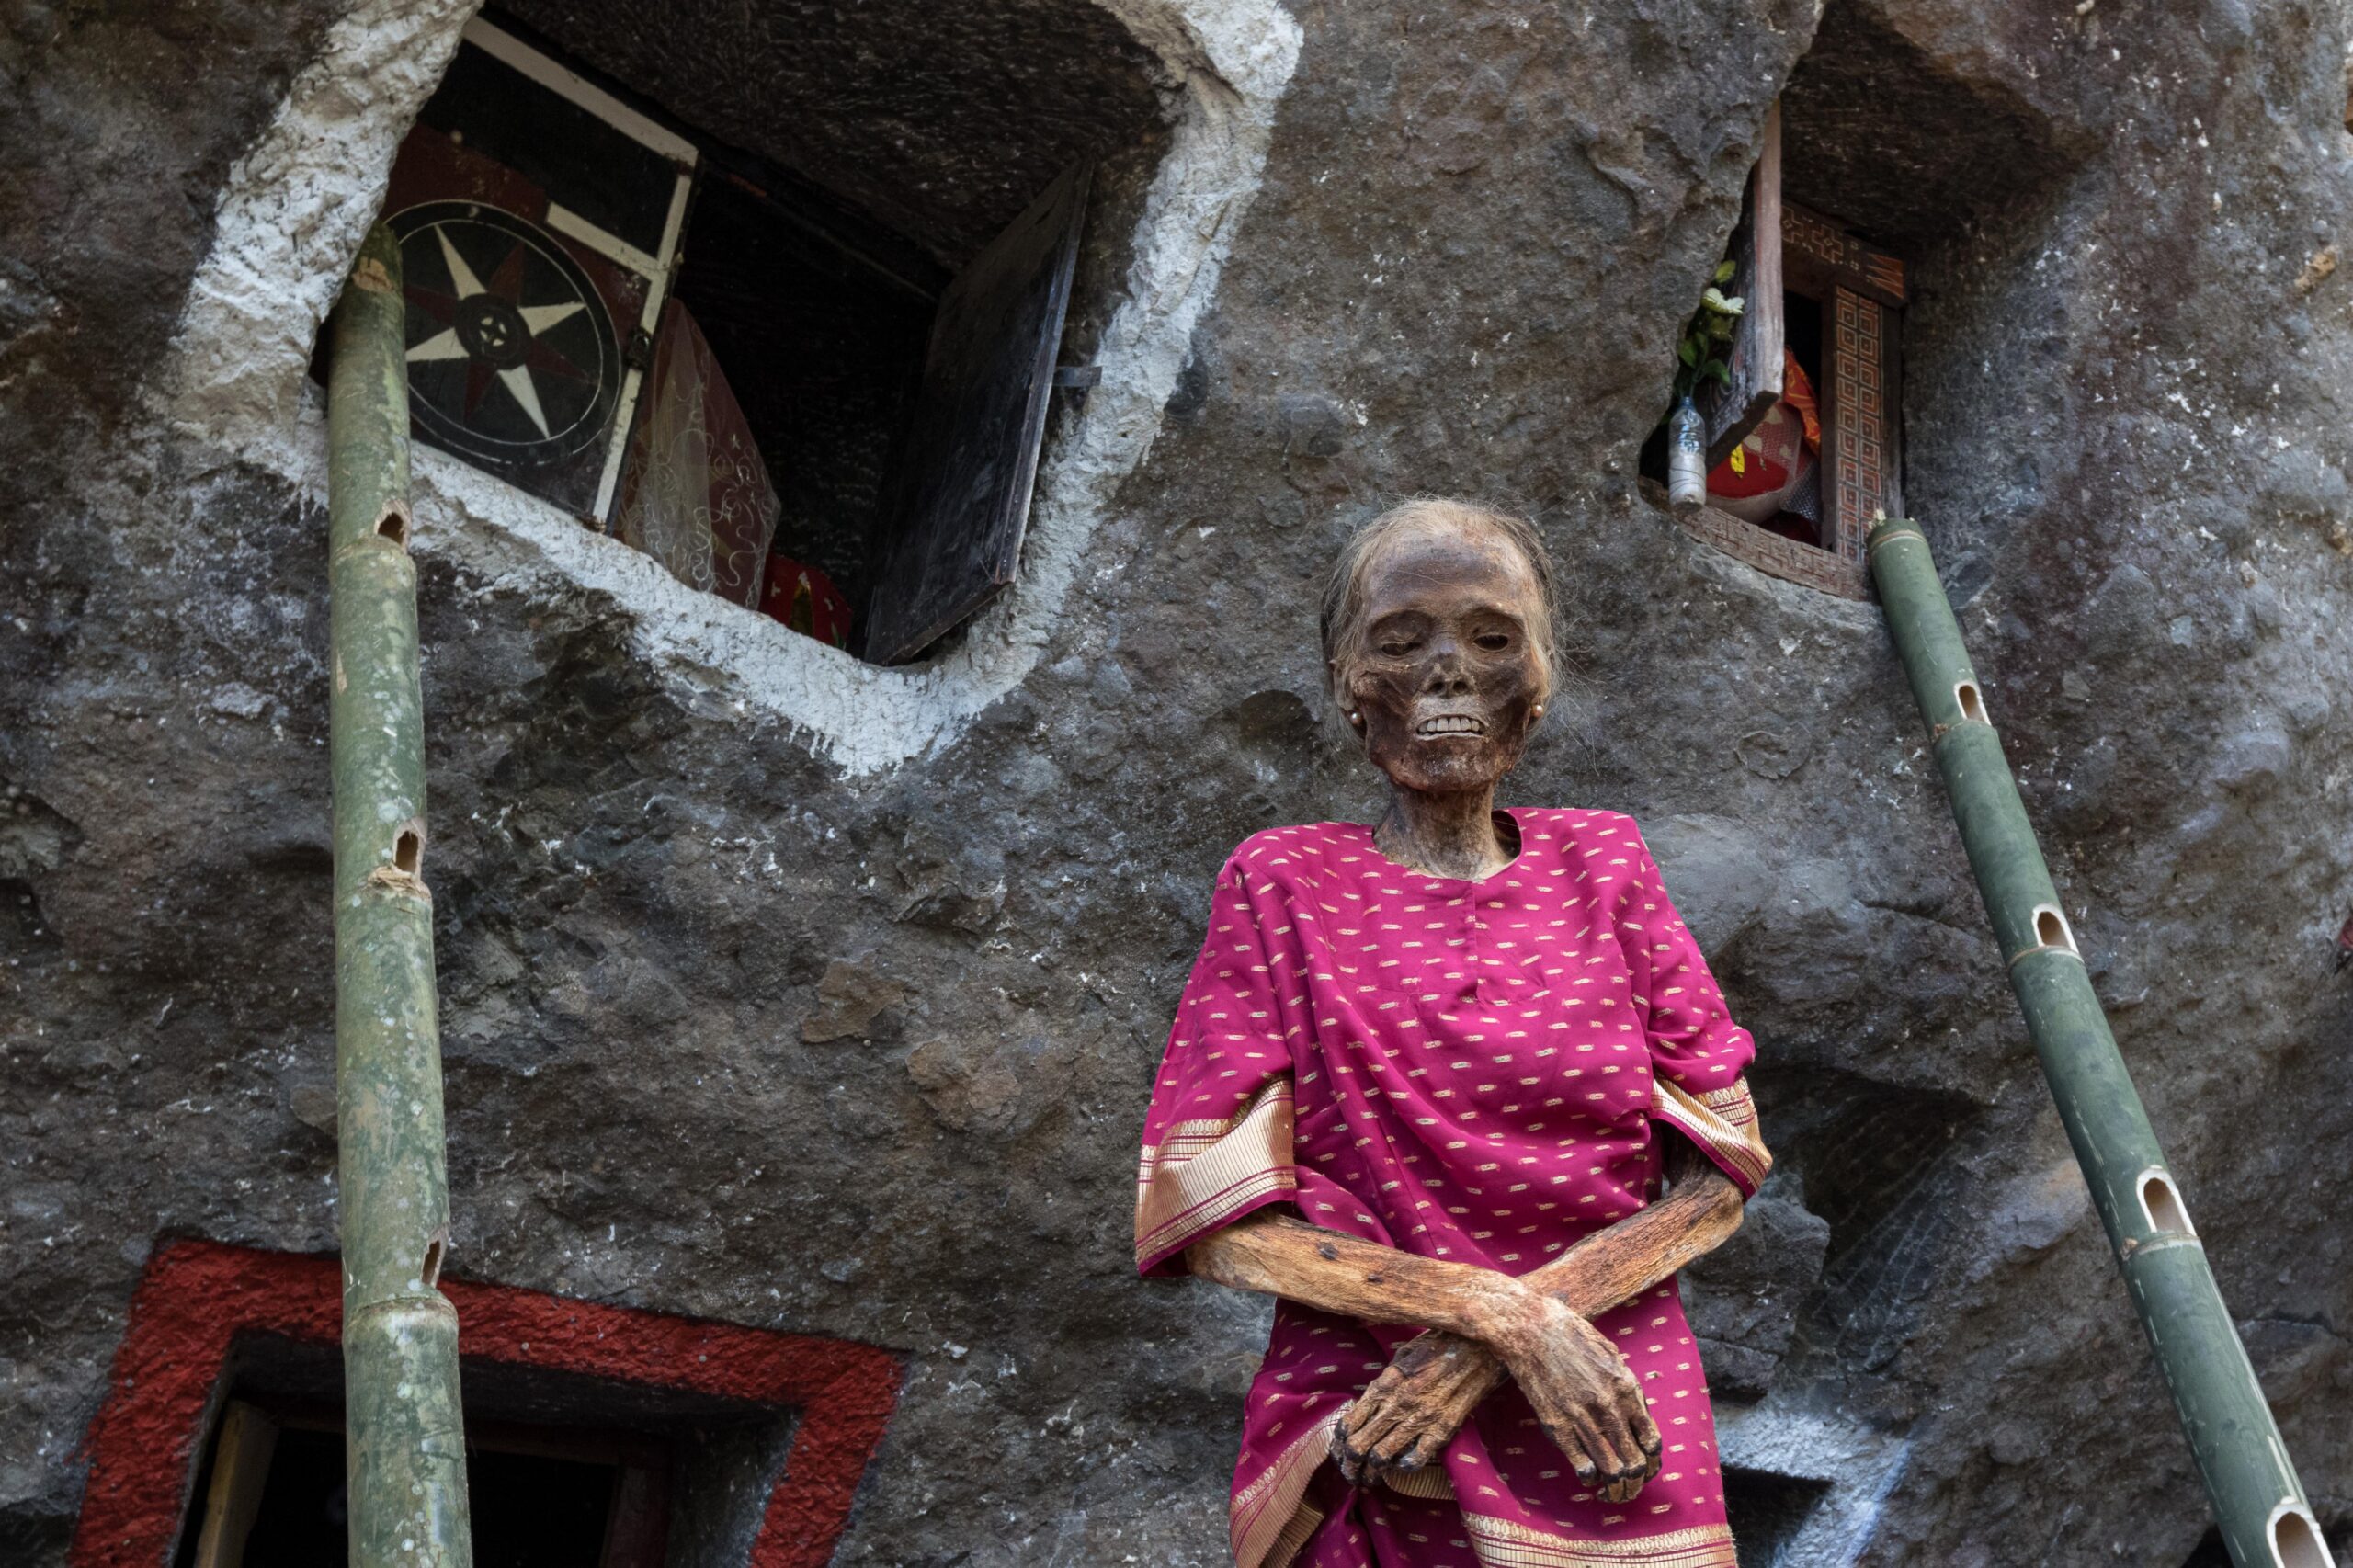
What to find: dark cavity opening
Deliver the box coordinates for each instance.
[201,1426,615,1568]
[1722,1466,1831,1564]
[173,1334,801,1568]
[368,2,1169,664]
[374,507,409,548]
[1955,679,1986,724]
[392,829,422,876]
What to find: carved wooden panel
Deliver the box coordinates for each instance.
[1828,285,1893,559]
[1784,201,1905,308]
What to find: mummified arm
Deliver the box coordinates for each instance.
[1331,1137,1745,1501]
[1186,1215,1661,1494]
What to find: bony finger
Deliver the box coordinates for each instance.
[1622,1392,1662,1455]
[1350,1405,1405,1456]
[1580,1422,1627,1482]
[1574,1424,1625,1486]
[1330,1423,1370,1471]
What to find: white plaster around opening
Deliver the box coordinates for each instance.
[155,0,1300,775]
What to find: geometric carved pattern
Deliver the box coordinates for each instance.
[1645,481,1871,599]
[1830,286,1887,562]
[69,1240,904,1568]
[1784,203,1905,304]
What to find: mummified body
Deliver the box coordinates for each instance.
[1134,501,1772,1567]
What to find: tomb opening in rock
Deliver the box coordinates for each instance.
[348,6,1165,665]
[177,1399,655,1568]
[1643,99,1908,600]
[163,1319,806,1568]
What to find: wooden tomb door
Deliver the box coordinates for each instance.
[863,163,1093,666]
[1782,201,1906,560]
[1699,101,1784,470]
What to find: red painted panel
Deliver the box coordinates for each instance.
[71,1240,901,1568]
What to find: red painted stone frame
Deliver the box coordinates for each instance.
[70,1240,902,1568]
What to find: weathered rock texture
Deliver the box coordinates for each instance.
[6,0,2353,1563]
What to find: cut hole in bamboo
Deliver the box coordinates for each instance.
[2270,1504,2332,1568]
[1954,679,1987,723]
[2031,903,2077,955]
[422,1236,445,1289]
[375,504,411,549]
[393,829,422,876]
[2138,1170,2194,1238]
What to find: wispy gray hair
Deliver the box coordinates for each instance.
[1318,497,1564,714]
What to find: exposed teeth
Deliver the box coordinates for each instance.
[1416,715,1485,736]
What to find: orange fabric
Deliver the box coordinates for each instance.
[1779,348,1821,452]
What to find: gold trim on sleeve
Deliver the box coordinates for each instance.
[1135,1075,1299,1270]
[1651,1075,1771,1196]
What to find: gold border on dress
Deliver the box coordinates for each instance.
[1464,1515,1740,1568]
[1236,1411,1339,1568]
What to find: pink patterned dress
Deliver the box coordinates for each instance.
[1135,809,1772,1568]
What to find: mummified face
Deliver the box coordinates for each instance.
[1340,524,1549,794]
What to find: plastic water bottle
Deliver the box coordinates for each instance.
[1667,396,1707,512]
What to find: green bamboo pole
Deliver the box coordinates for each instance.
[1868,517,2332,1568]
[327,223,474,1568]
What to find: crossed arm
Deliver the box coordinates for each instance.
[1183,1136,1744,1503]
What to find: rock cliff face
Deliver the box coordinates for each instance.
[5,0,2352,1562]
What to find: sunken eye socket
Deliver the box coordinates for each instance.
[1473,632,1513,651]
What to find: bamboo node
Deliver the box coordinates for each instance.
[365,862,429,897]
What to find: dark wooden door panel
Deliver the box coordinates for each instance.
[865,163,1092,665]
[1701,101,1784,470]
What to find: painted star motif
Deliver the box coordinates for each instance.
[404,225,594,440]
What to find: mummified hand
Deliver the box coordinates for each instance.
[1334,1142,1738,1500]
[1334,1294,1662,1503]
[1330,1329,1495,1485]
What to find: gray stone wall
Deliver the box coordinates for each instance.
[5,0,2351,1562]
